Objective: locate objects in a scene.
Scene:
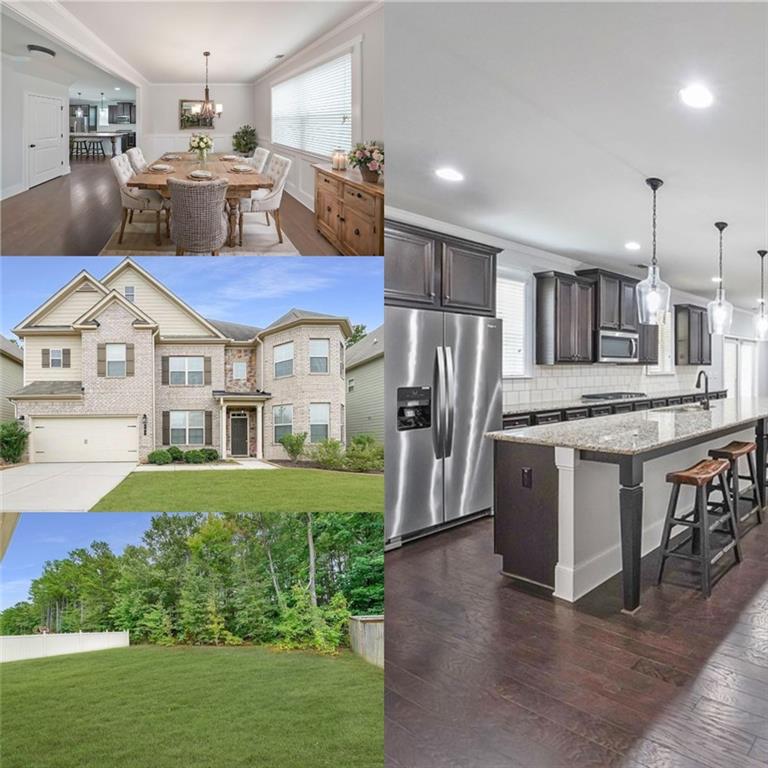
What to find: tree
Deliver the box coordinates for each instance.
[346,324,367,348]
[307,513,317,608]
[0,602,38,635]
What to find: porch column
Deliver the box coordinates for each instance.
[220,401,227,459]
[256,403,264,460]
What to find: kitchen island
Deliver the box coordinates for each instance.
[487,398,768,613]
[70,132,125,157]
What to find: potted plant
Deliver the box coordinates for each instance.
[189,133,214,165]
[232,125,258,156]
[348,141,384,183]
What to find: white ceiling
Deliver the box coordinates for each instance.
[385,2,768,310]
[60,1,370,83]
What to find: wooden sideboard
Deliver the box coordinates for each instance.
[313,164,384,256]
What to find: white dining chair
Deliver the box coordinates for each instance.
[238,154,292,246]
[110,153,169,246]
[248,147,270,173]
[126,147,148,174]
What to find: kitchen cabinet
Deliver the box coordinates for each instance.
[535,272,594,364]
[675,304,712,365]
[385,220,499,315]
[576,269,639,332]
[108,102,136,124]
[638,323,659,365]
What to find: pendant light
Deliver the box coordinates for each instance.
[199,51,223,119]
[75,93,83,119]
[707,222,734,334]
[756,249,768,340]
[636,177,671,325]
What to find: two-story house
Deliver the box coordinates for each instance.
[9,259,350,463]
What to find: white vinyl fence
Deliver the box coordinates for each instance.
[348,615,383,668]
[0,631,129,663]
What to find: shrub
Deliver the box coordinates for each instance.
[184,450,205,464]
[222,630,244,646]
[0,421,29,464]
[232,124,258,155]
[343,436,384,472]
[312,438,345,470]
[167,445,184,462]
[276,585,347,654]
[147,449,172,465]
[200,448,219,462]
[280,432,307,463]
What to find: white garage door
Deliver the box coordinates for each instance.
[32,417,139,463]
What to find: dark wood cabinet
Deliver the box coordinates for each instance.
[107,102,136,125]
[638,323,659,365]
[620,281,639,332]
[675,304,712,365]
[535,272,594,364]
[384,220,499,316]
[576,269,639,333]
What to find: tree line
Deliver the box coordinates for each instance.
[0,512,384,653]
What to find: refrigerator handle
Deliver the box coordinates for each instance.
[444,346,455,458]
[432,346,445,459]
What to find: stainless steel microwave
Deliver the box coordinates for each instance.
[598,330,639,363]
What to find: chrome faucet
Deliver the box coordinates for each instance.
[696,370,710,410]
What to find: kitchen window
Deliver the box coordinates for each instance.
[106,343,126,378]
[497,270,533,378]
[310,403,330,443]
[124,286,135,303]
[232,361,247,381]
[50,348,63,368]
[309,339,329,373]
[170,410,204,445]
[273,404,293,443]
[646,312,674,375]
[170,356,204,386]
[274,342,294,378]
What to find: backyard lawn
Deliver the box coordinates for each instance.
[1,645,384,768]
[91,468,384,512]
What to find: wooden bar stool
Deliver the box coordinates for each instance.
[657,457,741,597]
[708,441,762,530]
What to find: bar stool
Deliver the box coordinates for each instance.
[72,139,90,158]
[87,140,106,159]
[657,457,741,597]
[708,441,762,530]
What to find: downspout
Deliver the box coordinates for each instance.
[152,328,159,453]
[257,334,265,458]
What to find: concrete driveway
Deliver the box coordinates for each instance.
[1,463,136,512]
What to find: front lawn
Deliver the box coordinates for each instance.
[0,645,383,768]
[91,468,384,512]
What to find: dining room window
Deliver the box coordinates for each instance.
[271,51,353,157]
[170,356,204,386]
[232,361,247,381]
[273,404,293,443]
[309,403,330,443]
[309,339,329,373]
[106,343,126,378]
[170,410,205,445]
[274,342,294,378]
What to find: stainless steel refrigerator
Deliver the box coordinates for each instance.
[386,306,502,543]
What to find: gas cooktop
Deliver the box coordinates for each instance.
[581,392,647,401]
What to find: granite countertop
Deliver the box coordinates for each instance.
[488,397,768,455]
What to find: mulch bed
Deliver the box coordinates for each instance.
[269,460,383,475]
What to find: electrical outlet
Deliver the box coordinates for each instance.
[522,467,532,488]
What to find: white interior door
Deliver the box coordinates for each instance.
[27,93,64,188]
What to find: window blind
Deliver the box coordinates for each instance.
[497,276,527,377]
[271,53,352,157]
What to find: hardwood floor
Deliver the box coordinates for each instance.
[0,159,340,256]
[386,516,768,768]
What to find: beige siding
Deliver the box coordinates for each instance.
[23,335,82,384]
[0,354,23,421]
[345,356,384,442]
[103,266,216,337]
[37,285,102,325]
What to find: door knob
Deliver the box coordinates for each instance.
[29,144,36,148]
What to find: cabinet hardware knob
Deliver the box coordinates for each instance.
[354,228,360,236]
[356,192,362,198]
[326,206,331,212]
[339,217,345,222]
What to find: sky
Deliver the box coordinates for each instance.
[0,513,160,610]
[0,256,384,342]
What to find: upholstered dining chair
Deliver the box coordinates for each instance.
[238,153,292,246]
[126,147,148,173]
[110,153,169,246]
[248,147,270,173]
[168,177,229,255]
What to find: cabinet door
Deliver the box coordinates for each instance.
[108,105,116,124]
[599,275,621,329]
[555,279,576,361]
[384,225,439,308]
[620,281,639,331]
[700,312,712,365]
[689,308,703,364]
[639,323,659,364]
[441,241,496,315]
[339,205,378,256]
[316,188,339,243]
[130,104,136,123]
[574,282,594,361]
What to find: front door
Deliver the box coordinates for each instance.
[27,93,64,188]
[231,416,249,456]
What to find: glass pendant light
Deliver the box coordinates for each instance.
[636,177,671,325]
[707,221,734,334]
[75,93,83,118]
[756,249,768,340]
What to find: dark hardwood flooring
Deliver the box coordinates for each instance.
[386,516,768,768]
[1,158,340,256]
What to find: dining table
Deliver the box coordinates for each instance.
[127,153,273,247]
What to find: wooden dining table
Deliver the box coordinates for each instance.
[127,153,273,247]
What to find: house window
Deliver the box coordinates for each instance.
[271,51,352,157]
[170,411,205,445]
[124,286,135,303]
[340,341,345,377]
[274,342,294,378]
[347,378,355,393]
[232,361,247,381]
[497,270,533,378]
[309,339,329,373]
[273,404,293,443]
[170,356,204,386]
[50,348,63,368]
[106,343,126,377]
[646,312,674,375]
[310,403,330,443]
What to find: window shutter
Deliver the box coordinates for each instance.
[97,344,106,377]
[204,357,211,385]
[161,356,169,385]
[62,349,71,368]
[162,411,170,445]
[497,277,528,377]
[42,349,50,368]
[205,411,213,445]
[126,344,135,376]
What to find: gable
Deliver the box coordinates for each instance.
[34,279,104,326]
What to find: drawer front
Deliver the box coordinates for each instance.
[340,206,378,256]
[534,411,562,425]
[503,414,531,430]
[651,399,668,408]
[667,397,682,405]
[681,395,695,404]
[317,171,340,196]
[343,184,376,217]
[613,403,633,414]
[589,405,613,417]
[633,400,651,411]
[564,408,589,421]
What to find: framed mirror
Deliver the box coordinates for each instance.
[179,100,214,130]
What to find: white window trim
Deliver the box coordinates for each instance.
[170,410,205,446]
[309,338,330,375]
[169,356,204,387]
[124,286,135,303]
[50,348,63,368]
[273,403,294,445]
[645,311,676,376]
[232,361,248,381]
[498,267,534,379]
[273,342,294,379]
[106,343,126,379]
[347,377,355,393]
[309,402,331,444]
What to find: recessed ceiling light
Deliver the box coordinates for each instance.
[114,87,120,91]
[711,276,722,283]
[624,241,641,251]
[679,83,713,109]
[435,167,464,182]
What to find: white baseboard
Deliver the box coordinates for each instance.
[1,183,25,201]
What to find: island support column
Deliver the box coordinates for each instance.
[756,417,767,510]
[619,456,644,614]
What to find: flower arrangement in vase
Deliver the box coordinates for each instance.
[189,134,214,165]
[348,141,384,183]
